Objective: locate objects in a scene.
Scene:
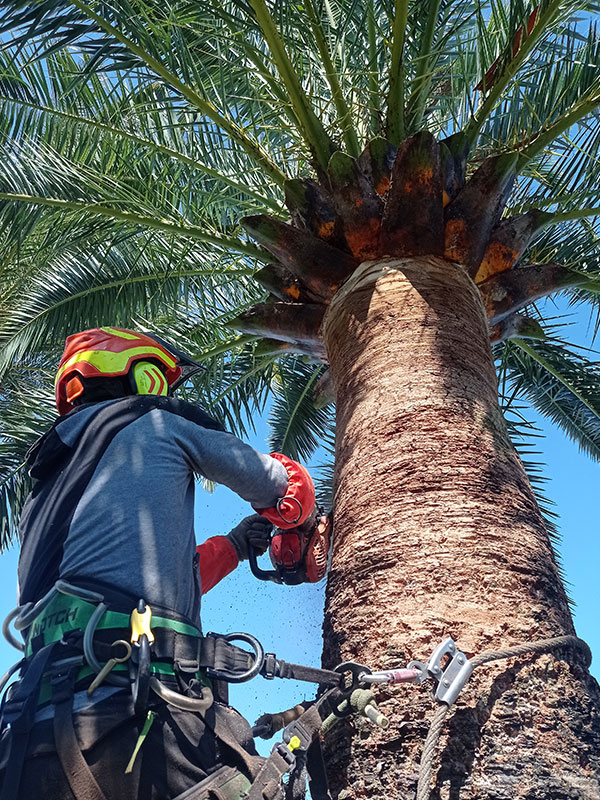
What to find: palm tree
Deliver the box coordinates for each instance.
[1,0,600,796]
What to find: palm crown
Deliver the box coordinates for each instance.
[1,0,600,546]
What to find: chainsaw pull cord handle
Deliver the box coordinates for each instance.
[275,496,303,526]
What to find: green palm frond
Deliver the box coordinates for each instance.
[0,360,56,547]
[268,358,334,461]
[0,226,259,376]
[498,337,600,460]
[498,405,567,594]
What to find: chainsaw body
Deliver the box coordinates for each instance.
[249,511,332,585]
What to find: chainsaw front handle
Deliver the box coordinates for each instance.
[248,545,283,584]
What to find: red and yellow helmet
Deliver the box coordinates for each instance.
[55,327,182,415]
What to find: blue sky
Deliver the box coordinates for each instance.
[0,307,597,755]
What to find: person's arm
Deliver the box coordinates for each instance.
[197,514,273,593]
[170,415,315,528]
[197,536,238,594]
[173,420,289,507]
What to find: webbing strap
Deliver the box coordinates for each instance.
[305,740,331,800]
[25,592,200,657]
[199,637,254,675]
[246,702,334,800]
[246,750,292,800]
[0,641,62,800]
[52,671,108,800]
[263,659,341,687]
[172,766,252,800]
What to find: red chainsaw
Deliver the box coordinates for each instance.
[248,509,332,585]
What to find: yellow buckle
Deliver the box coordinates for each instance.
[130,605,155,644]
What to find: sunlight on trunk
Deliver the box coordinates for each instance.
[321,256,600,799]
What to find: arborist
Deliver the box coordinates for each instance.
[0,326,319,800]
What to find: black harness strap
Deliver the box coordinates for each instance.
[246,702,334,800]
[305,740,331,800]
[199,638,254,676]
[52,668,108,800]
[171,766,251,800]
[0,641,64,800]
[284,751,308,800]
[246,750,293,800]
[199,638,342,689]
[261,658,341,687]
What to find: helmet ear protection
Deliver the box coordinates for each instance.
[130,361,168,397]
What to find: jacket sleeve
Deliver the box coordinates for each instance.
[170,417,289,508]
[197,536,240,594]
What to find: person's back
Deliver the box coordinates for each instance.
[18,394,289,621]
[0,327,317,800]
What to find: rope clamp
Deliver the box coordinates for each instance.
[408,637,474,706]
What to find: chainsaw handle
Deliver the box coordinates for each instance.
[248,545,282,584]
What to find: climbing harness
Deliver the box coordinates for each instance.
[1,588,591,800]
[249,511,332,585]
[0,579,214,800]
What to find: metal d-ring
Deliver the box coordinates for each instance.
[206,632,265,684]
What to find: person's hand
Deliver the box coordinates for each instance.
[226,514,273,561]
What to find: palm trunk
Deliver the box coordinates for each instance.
[321,256,600,799]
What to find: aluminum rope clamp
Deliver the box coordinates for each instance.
[408,637,473,706]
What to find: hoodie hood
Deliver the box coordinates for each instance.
[26,402,117,481]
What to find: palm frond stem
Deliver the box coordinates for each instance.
[404,0,442,133]
[69,0,287,186]
[0,193,264,258]
[367,1,380,133]
[303,0,360,158]
[196,335,259,361]
[386,0,409,143]
[551,206,600,223]
[519,95,600,164]
[464,0,564,146]
[247,0,334,172]
[215,10,301,131]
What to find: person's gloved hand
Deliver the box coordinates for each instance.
[226,514,274,561]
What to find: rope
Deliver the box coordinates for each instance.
[470,634,591,669]
[415,634,589,800]
[415,704,449,800]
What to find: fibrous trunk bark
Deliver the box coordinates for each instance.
[322,256,600,799]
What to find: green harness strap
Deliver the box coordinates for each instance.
[23,591,210,707]
[25,592,201,656]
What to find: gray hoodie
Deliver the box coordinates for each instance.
[17,397,288,625]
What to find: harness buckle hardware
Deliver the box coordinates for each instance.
[205,632,265,684]
[277,716,313,767]
[263,652,277,680]
[131,603,154,644]
[334,661,371,696]
[272,741,297,768]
